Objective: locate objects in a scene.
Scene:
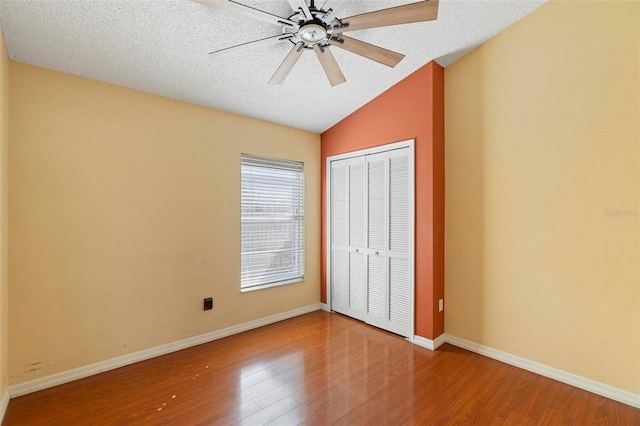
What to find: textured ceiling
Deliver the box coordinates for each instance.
[0,0,546,133]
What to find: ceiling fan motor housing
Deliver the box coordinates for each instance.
[288,9,336,48]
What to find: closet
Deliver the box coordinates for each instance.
[328,140,414,338]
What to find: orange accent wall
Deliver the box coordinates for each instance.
[321,61,445,339]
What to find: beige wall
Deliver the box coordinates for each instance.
[8,62,321,384]
[445,0,639,394]
[0,26,9,398]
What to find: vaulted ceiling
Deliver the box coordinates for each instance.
[0,0,546,133]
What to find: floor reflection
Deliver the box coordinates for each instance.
[236,351,304,424]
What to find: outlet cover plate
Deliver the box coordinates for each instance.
[204,297,213,311]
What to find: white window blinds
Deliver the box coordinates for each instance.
[241,154,304,291]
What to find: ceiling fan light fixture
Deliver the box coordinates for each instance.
[298,23,327,44]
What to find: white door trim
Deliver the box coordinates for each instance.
[326,139,415,339]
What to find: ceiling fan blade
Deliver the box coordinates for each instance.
[287,0,313,20]
[313,45,346,86]
[193,0,297,27]
[210,34,293,58]
[269,42,305,85]
[328,35,405,67]
[333,0,439,33]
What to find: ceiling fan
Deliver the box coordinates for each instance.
[194,0,439,86]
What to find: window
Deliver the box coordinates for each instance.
[241,154,304,291]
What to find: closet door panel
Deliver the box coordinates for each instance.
[387,257,410,336]
[348,251,367,320]
[347,156,366,319]
[331,252,348,314]
[348,158,365,249]
[330,160,349,315]
[386,148,411,337]
[367,156,386,251]
[366,254,386,328]
[365,152,387,329]
[388,151,410,255]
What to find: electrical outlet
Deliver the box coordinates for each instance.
[438,299,444,312]
[204,297,213,311]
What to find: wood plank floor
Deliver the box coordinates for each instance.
[4,311,639,425]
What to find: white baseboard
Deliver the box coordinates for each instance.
[434,334,446,349]
[0,388,9,424]
[320,303,330,312]
[412,334,446,350]
[444,334,640,409]
[9,303,322,398]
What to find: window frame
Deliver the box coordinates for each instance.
[240,153,305,292]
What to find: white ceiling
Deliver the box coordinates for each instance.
[0,0,546,133]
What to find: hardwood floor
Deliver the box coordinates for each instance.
[4,311,639,425]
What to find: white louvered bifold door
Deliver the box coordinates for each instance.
[364,152,388,330]
[330,159,349,316]
[347,156,367,321]
[329,143,413,338]
[386,148,411,337]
